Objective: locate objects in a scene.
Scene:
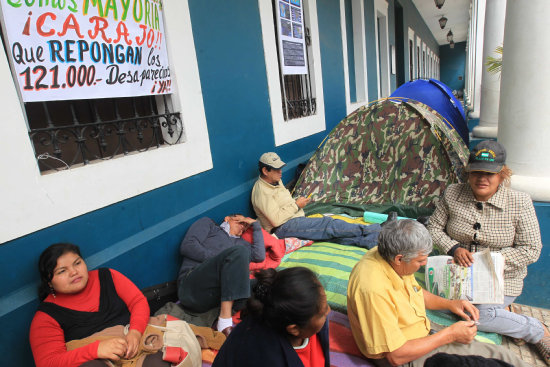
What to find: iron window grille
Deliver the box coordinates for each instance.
[27,95,184,173]
[272,0,316,121]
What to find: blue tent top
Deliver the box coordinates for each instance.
[390,79,469,145]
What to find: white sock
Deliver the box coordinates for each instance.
[217,317,233,332]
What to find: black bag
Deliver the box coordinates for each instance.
[141,281,178,315]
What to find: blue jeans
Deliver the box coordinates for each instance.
[476,296,545,343]
[274,216,381,249]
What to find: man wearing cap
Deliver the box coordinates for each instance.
[251,152,381,249]
[428,140,549,364]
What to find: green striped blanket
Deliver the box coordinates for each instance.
[277,242,501,345]
[278,242,367,313]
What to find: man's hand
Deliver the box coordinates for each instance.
[448,299,479,321]
[241,217,256,225]
[447,320,477,344]
[295,196,310,208]
[97,337,128,360]
[125,329,142,359]
[454,247,474,267]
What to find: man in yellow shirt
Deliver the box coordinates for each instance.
[251,152,381,249]
[347,219,530,367]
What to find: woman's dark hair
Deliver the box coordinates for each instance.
[38,243,82,301]
[245,267,323,334]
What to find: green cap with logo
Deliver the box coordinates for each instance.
[466,140,506,173]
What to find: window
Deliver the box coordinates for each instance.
[0,12,184,174]
[422,42,428,78]
[259,0,326,146]
[426,49,432,78]
[273,0,316,121]
[408,28,415,80]
[416,36,421,80]
[341,0,369,113]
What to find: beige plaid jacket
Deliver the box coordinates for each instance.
[428,183,542,297]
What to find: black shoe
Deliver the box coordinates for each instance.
[381,212,398,227]
[416,216,430,227]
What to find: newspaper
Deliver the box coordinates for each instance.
[425,249,504,304]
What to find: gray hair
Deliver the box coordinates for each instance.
[377,219,433,263]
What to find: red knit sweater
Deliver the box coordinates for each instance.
[29,269,149,367]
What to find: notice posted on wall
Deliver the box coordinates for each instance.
[0,0,172,102]
[276,0,308,75]
[425,249,504,304]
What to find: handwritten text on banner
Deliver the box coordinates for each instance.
[0,0,172,102]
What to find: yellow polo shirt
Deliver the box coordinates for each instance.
[347,247,430,359]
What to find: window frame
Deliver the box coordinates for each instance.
[0,0,212,243]
[422,42,427,78]
[373,0,390,98]
[408,28,416,81]
[416,36,421,80]
[259,0,326,147]
[340,0,369,114]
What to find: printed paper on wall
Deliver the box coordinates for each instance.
[275,0,308,75]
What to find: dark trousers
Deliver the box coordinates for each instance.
[177,246,251,313]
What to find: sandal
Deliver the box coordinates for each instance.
[535,335,550,366]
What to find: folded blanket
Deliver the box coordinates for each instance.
[278,242,368,313]
[242,227,286,274]
[242,227,312,276]
[328,311,373,366]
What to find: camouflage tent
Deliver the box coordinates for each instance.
[292,99,470,212]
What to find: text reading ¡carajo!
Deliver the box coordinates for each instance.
[5,0,161,29]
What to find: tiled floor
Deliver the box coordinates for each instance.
[502,303,550,367]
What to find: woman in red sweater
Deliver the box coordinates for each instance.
[29,243,169,367]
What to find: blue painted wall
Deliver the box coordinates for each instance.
[516,202,550,309]
[344,0,357,103]
[439,41,466,92]
[318,0,347,131]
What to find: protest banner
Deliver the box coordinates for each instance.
[0,0,172,102]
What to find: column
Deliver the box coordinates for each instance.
[473,0,507,138]
[498,0,550,201]
[468,0,486,119]
[463,3,473,108]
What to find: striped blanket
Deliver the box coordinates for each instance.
[277,242,367,313]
